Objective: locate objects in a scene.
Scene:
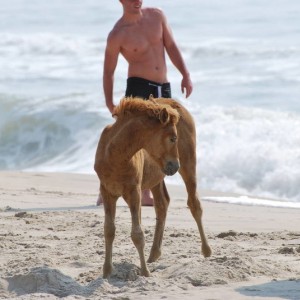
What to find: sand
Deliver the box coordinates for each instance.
[0,171,299,300]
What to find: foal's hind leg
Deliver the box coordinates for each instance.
[179,165,212,258]
[101,186,118,278]
[124,188,150,277]
[148,180,170,263]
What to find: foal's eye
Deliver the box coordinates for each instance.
[170,136,177,143]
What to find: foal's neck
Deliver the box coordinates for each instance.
[108,116,149,163]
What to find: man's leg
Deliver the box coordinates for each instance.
[141,189,154,206]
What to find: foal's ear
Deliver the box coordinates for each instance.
[159,107,170,125]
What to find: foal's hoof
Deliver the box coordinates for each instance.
[103,263,113,278]
[147,249,161,263]
[202,244,212,258]
[141,268,151,277]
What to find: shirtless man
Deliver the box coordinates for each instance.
[101,0,193,205]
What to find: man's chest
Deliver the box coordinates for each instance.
[120,22,163,53]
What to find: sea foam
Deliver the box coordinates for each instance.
[1,94,300,203]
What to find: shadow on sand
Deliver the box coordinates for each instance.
[236,279,300,300]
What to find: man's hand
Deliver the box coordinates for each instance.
[106,102,116,115]
[181,75,193,98]
[109,106,116,116]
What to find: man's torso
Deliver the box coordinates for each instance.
[113,8,168,83]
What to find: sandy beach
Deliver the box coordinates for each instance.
[0,171,299,300]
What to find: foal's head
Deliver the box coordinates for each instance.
[114,97,180,176]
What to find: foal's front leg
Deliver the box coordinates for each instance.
[102,187,118,278]
[124,188,150,277]
[148,181,169,263]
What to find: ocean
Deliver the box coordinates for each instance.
[1,0,300,206]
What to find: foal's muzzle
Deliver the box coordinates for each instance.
[164,161,180,176]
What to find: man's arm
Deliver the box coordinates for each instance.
[103,32,120,114]
[161,11,193,98]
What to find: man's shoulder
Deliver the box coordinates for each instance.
[107,19,126,41]
[142,7,164,18]
[107,7,165,41]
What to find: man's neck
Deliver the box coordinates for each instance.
[122,10,143,24]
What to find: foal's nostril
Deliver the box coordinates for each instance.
[164,161,180,176]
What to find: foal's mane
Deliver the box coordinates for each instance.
[114,97,180,124]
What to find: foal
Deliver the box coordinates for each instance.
[94,97,211,278]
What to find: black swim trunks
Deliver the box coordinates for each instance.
[125,77,172,99]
